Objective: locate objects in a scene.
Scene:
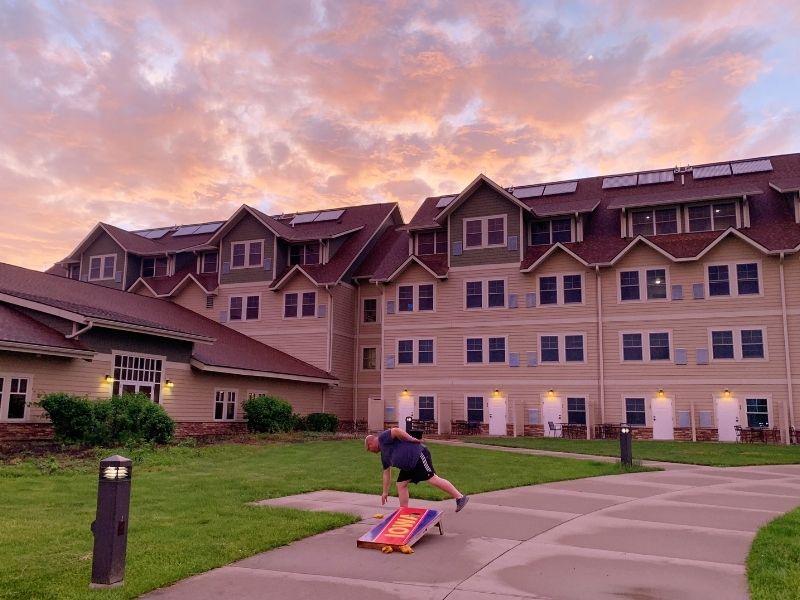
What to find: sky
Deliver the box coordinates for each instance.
[1,0,799,270]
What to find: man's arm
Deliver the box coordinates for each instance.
[381,467,391,505]
[389,427,422,443]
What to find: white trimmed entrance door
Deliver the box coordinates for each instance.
[488,396,507,436]
[397,396,414,428]
[651,396,674,440]
[367,397,383,431]
[542,397,563,437]
[715,396,740,442]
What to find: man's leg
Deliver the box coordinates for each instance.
[425,474,462,499]
[397,479,410,507]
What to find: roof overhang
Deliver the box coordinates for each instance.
[434,174,530,223]
[607,189,763,211]
[530,200,601,218]
[269,265,320,291]
[190,358,337,385]
[770,180,800,194]
[0,340,95,359]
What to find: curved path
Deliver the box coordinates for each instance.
[144,458,800,600]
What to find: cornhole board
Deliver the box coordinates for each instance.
[357,507,443,550]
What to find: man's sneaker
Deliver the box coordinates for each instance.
[455,495,469,512]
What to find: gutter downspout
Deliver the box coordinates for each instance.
[65,320,94,339]
[779,252,795,444]
[353,283,361,426]
[376,280,385,431]
[324,284,334,414]
[596,266,605,430]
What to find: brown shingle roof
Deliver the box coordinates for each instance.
[0,304,92,355]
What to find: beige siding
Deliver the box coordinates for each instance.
[219,213,275,284]
[327,285,356,418]
[354,285,382,422]
[171,281,214,315]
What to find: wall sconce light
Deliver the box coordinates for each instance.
[547,389,555,398]
[104,375,113,383]
[657,389,665,398]
[402,388,409,396]
[165,380,174,388]
[723,388,731,398]
[493,388,500,397]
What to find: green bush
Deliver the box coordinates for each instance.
[242,395,295,433]
[304,412,338,432]
[38,392,174,446]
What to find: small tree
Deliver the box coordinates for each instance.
[243,395,295,433]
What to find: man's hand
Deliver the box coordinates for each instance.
[381,493,388,505]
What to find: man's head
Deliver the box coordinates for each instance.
[364,434,380,453]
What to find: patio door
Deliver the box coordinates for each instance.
[488,396,507,436]
[715,396,740,442]
[651,396,674,440]
[542,396,563,437]
[367,397,383,431]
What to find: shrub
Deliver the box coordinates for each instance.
[304,412,338,432]
[39,393,102,445]
[243,395,295,433]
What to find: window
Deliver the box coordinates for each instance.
[284,293,298,318]
[619,268,668,302]
[567,397,586,425]
[229,295,259,321]
[362,347,377,370]
[466,338,483,363]
[248,390,268,401]
[418,339,434,364]
[649,333,670,360]
[707,262,760,297]
[625,398,646,426]
[620,271,640,301]
[465,279,505,309]
[398,340,414,364]
[214,390,236,421]
[418,285,434,311]
[563,275,582,304]
[531,218,572,245]
[0,376,30,420]
[565,335,584,362]
[142,257,168,278]
[746,398,769,428]
[737,263,759,295]
[89,254,116,281]
[466,281,482,309]
[246,295,260,320]
[741,329,764,358]
[399,286,413,312]
[711,328,766,360]
[202,252,218,273]
[112,353,163,403]
[231,240,263,268]
[229,297,243,320]
[708,265,730,296]
[290,243,320,265]
[418,231,447,255]
[488,280,505,307]
[466,396,484,422]
[646,269,667,299]
[284,291,316,318]
[712,330,734,359]
[302,292,316,317]
[687,202,737,232]
[397,284,434,313]
[418,396,435,421]
[398,339,434,365]
[541,336,559,362]
[622,333,643,361]
[488,337,506,363]
[463,215,506,249]
[68,264,80,279]
[539,276,557,305]
[631,207,678,236]
[363,298,378,323]
[465,336,506,365]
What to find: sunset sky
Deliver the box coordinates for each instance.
[2,0,799,270]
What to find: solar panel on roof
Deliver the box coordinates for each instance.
[194,222,223,234]
[512,186,544,199]
[542,181,578,196]
[602,175,637,189]
[290,212,319,225]
[637,170,674,185]
[173,225,202,236]
[693,164,732,180]
[731,159,773,175]
[313,209,345,222]
[435,195,456,208]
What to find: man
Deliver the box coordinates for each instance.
[364,427,469,512]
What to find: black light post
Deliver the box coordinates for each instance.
[90,455,132,588]
[405,415,422,439]
[619,424,633,467]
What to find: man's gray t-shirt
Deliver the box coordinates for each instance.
[378,430,423,471]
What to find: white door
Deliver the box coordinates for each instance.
[367,397,383,431]
[715,397,740,442]
[488,397,507,436]
[651,397,674,440]
[397,396,414,428]
[542,397,563,437]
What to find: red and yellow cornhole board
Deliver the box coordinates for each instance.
[357,507,443,550]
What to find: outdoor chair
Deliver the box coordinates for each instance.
[734,425,742,443]
[547,421,561,436]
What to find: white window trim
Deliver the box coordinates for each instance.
[213,388,238,421]
[396,338,437,366]
[618,330,673,363]
[247,390,269,400]
[684,200,741,233]
[396,283,436,313]
[463,335,509,366]
[538,333,587,364]
[229,294,261,321]
[200,251,219,274]
[565,395,588,425]
[463,278,508,310]
[743,394,774,428]
[89,253,117,281]
[617,266,670,303]
[708,327,768,361]
[0,374,32,422]
[530,217,575,245]
[282,289,317,320]
[231,239,264,269]
[463,214,508,250]
[362,297,381,324]
[111,351,165,402]
[416,231,447,256]
[289,242,322,266]
[141,256,170,278]
[536,273,585,306]
[705,260,763,299]
[622,394,650,427]
[415,394,437,421]
[361,346,379,371]
[629,206,681,237]
[464,394,486,423]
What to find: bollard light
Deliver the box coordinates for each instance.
[404,415,422,440]
[619,424,633,467]
[90,455,132,589]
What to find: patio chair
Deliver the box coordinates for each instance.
[547,421,561,436]
[734,425,742,443]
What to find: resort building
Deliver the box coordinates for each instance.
[6,152,800,443]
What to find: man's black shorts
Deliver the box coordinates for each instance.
[397,446,435,484]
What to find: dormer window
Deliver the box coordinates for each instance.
[232,240,263,268]
[289,243,320,266]
[142,257,168,278]
[201,252,218,273]
[687,202,737,232]
[417,231,447,255]
[531,218,572,245]
[464,215,506,249]
[631,208,678,236]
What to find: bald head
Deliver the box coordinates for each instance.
[364,434,380,453]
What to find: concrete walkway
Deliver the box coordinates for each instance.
[143,461,800,600]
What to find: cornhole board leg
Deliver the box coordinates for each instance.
[357,507,444,550]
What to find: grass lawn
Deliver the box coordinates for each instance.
[748,507,800,600]
[463,436,800,466]
[0,437,636,600]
